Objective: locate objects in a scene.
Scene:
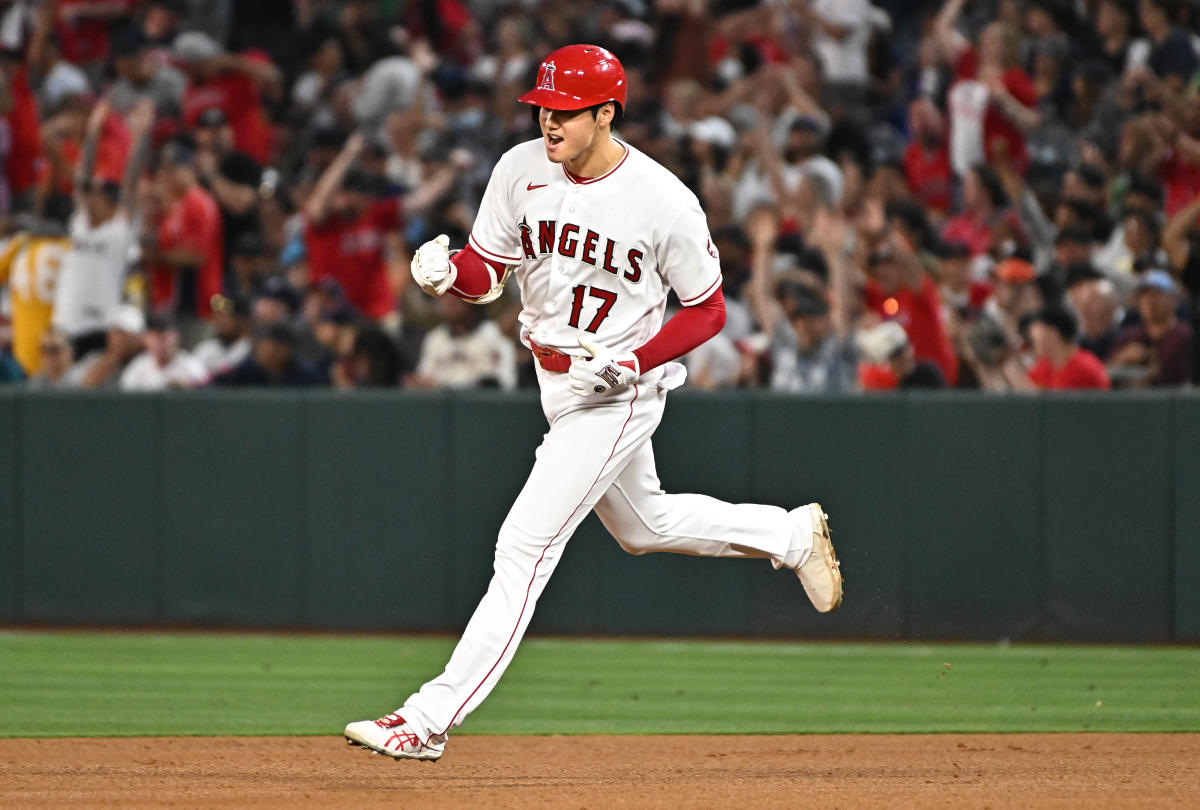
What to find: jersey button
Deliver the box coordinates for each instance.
[569,207,575,213]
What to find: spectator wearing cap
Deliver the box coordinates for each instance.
[53,98,152,363]
[857,320,947,389]
[745,205,858,393]
[981,255,1042,344]
[935,0,1040,181]
[253,275,301,328]
[174,31,281,164]
[145,136,224,327]
[214,321,324,386]
[192,294,252,378]
[1108,270,1192,387]
[34,32,92,113]
[303,132,403,326]
[106,24,186,115]
[70,303,145,389]
[119,313,207,390]
[409,295,517,390]
[763,277,858,392]
[312,303,359,387]
[229,232,273,298]
[193,106,264,279]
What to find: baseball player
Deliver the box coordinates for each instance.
[345,45,842,761]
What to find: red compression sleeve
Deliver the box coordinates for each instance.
[448,242,506,299]
[631,287,726,373]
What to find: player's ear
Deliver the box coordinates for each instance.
[596,102,614,128]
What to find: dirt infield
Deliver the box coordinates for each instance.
[2,734,1197,808]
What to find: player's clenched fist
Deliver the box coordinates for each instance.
[410,234,458,297]
[569,338,639,396]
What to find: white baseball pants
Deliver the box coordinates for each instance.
[398,366,808,744]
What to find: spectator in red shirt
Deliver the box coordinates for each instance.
[173,32,281,165]
[935,0,1040,179]
[1108,270,1192,387]
[903,98,952,215]
[1,54,43,208]
[303,133,403,324]
[861,227,958,384]
[145,138,224,324]
[56,0,136,67]
[941,164,1011,258]
[1026,303,1110,390]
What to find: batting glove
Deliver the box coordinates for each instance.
[410,234,458,297]
[569,338,639,396]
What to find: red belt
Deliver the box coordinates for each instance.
[529,338,571,373]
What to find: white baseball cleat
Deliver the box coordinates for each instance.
[344,711,446,761]
[787,503,843,613]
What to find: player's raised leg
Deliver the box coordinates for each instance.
[593,440,843,612]
[345,385,659,759]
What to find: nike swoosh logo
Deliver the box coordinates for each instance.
[527,182,548,191]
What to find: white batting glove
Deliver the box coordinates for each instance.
[410,234,458,297]
[569,338,639,396]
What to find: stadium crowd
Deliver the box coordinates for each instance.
[0,0,1198,392]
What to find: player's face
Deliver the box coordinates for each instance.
[538,106,603,163]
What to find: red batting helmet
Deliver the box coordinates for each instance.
[517,44,626,114]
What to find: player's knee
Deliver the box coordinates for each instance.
[496,520,548,555]
[613,527,658,556]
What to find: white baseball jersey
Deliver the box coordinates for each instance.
[467,139,723,358]
[53,211,137,338]
[379,131,826,755]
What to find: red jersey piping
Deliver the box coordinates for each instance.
[561,142,630,185]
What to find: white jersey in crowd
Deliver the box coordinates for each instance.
[947,80,989,178]
[811,0,879,87]
[53,211,137,339]
[416,319,517,390]
[467,138,722,368]
[118,350,208,391]
[192,335,252,378]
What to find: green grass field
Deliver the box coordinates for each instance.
[1,631,1197,737]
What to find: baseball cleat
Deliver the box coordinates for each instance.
[789,503,843,613]
[344,712,446,761]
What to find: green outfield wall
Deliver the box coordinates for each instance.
[0,389,1197,642]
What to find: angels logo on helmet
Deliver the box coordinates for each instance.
[538,61,556,91]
